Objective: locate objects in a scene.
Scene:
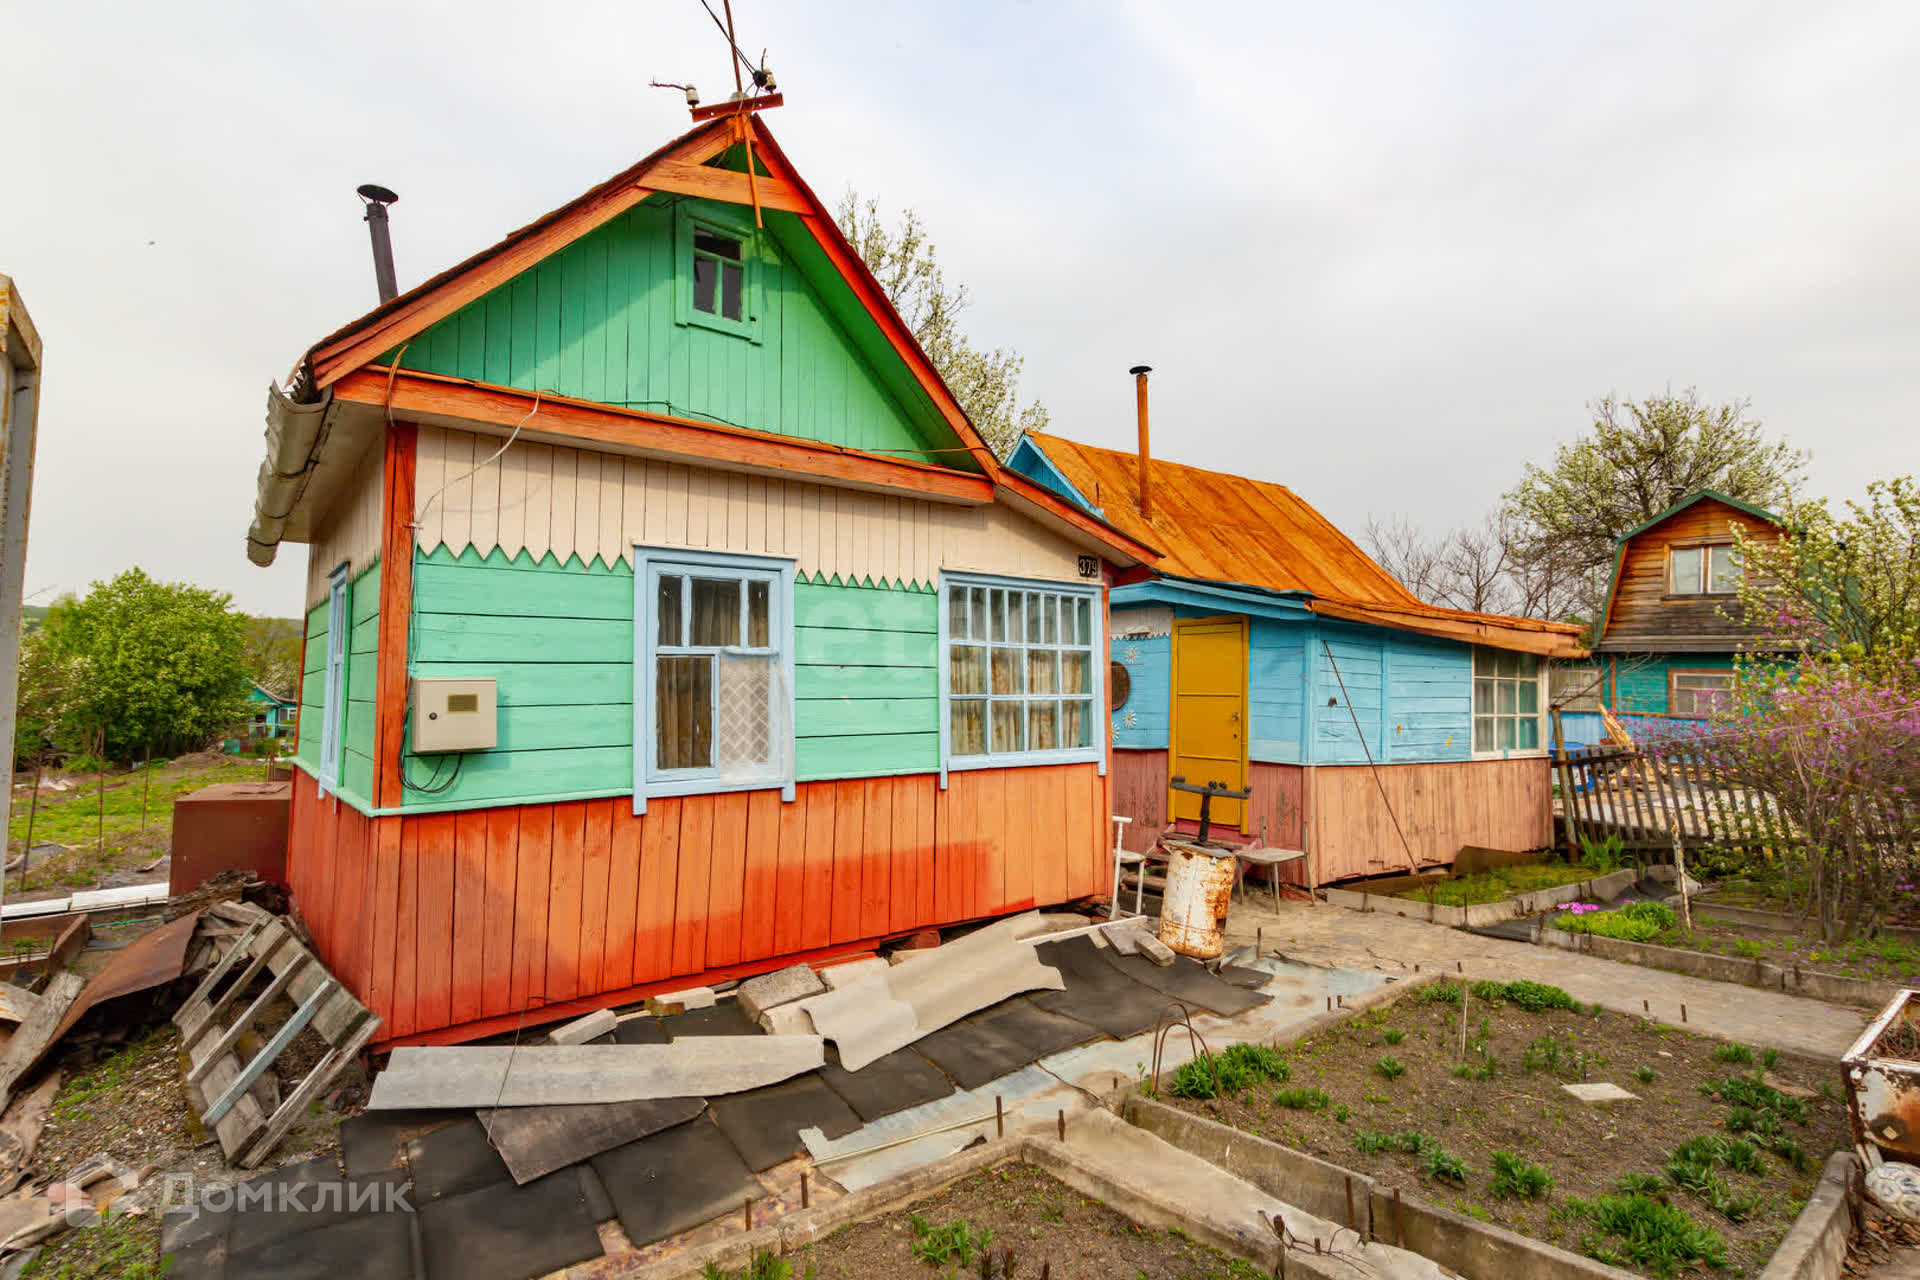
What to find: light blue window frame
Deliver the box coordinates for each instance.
[938,571,1106,786]
[317,563,350,798]
[633,546,796,815]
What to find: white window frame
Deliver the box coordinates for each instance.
[632,546,796,815]
[1669,669,1734,717]
[317,563,350,798]
[1470,646,1547,759]
[1669,542,1739,596]
[938,572,1105,781]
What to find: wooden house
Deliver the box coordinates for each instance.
[242,110,1155,1047]
[245,684,296,741]
[1008,430,1586,883]
[1577,489,1786,723]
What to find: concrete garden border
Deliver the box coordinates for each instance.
[1322,868,1638,928]
[1693,901,1920,950]
[1124,1096,1862,1280]
[1536,928,1901,1009]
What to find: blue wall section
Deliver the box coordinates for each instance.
[1248,619,1308,763]
[1111,633,1170,749]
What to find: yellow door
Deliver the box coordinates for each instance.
[1170,617,1248,828]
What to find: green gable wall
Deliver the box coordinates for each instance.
[391,197,951,463]
[294,601,326,776]
[293,560,379,804]
[397,546,940,813]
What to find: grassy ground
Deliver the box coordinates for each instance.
[7,754,269,890]
[19,1214,165,1280]
[1161,981,1848,1279]
[1394,863,1597,907]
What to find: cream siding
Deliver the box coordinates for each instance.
[413,425,1084,586]
[304,443,385,607]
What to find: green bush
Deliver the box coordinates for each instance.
[1699,1075,1806,1122]
[1712,1043,1755,1065]
[1374,1055,1408,1081]
[1490,1151,1552,1199]
[1273,1087,1331,1111]
[1353,1129,1435,1157]
[1424,1146,1470,1185]
[1551,899,1678,943]
[1578,833,1625,874]
[908,1215,991,1268]
[1502,980,1576,1012]
[1568,1193,1728,1278]
[1168,1042,1292,1099]
[1414,979,1464,1004]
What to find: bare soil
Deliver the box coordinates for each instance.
[789,1163,1266,1279]
[1165,991,1850,1278]
[1652,915,1920,984]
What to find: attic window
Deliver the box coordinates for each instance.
[692,228,744,321]
[1670,543,1739,595]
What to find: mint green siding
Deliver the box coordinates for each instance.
[1605,653,1741,715]
[395,548,940,812]
[340,562,381,804]
[794,573,938,780]
[294,601,326,775]
[392,198,951,463]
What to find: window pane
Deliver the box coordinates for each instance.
[1006,592,1024,645]
[1474,679,1495,714]
[1496,681,1517,715]
[1473,719,1494,752]
[1497,651,1521,678]
[692,255,718,314]
[691,577,740,646]
[1708,545,1739,593]
[657,655,713,769]
[747,580,769,648]
[657,575,684,647]
[1027,649,1057,694]
[1671,547,1703,593]
[950,645,986,695]
[1497,717,1517,750]
[970,588,989,640]
[1042,597,1058,644]
[1474,648,1496,676]
[1026,594,1043,643]
[1076,598,1092,646]
[991,649,1021,695]
[1517,717,1540,749]
[1517,680,1538,714]
[1028,702,1058,751]
[990,589,1007,642]
[694,228,743,260]
[715,652,772,767]
[950,700,986,755]
[1060,651,1090,694]
[721,262,744,321]
[948,589,969,640]
[1063,698,1094,747]
[990,701,1025,753]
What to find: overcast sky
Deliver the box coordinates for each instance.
[7,1,1918,617]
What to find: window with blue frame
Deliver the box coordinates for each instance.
[637,549,795,805]
[317,564,349,797]
[943,576,1102,768]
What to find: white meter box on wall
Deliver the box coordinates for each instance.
[410,678,497,753]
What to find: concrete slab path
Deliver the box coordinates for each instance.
[1225,899,1869,1060]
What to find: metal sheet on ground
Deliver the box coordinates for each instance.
[1027,938,1172,1039]
[338,1109,459,1179]
[817,1048,957,1123]
[659,1002,761,1039]
[222,1209,414,1280]
[478,1096,706,1184]
[590,1115,759,1248]
[405,1115,513,1203]
[1095,948,1270,1017]
[708,1075,862,1172]
[416,1167,604,1280]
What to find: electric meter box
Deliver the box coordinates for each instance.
[409,678,498,753]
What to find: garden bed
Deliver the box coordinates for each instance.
[1323,866,1637,928]
[1156,979,1850,1278]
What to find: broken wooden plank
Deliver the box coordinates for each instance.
[201,980,329,1127]
[0,1073,59,1195]
[0,972,85,1112]
[366,1037,827,1109]
[238,1009,380,1169]
[184,947,309,1083]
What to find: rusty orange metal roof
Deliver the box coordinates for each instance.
[1032,434,1584,657]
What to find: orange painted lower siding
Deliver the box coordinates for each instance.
[287,764,1111,1047]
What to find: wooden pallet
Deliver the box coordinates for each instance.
[171,901,381,1168]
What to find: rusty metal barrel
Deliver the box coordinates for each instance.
[1158,840,1236,959]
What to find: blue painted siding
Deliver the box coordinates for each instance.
[1313,626,1385,764]
[1248,619,1307,763]
[1382,631,1473,763]
[1112,633,1170,748]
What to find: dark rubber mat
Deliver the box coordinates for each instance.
[1096,948,1270,1017]
[1028,937,1173,1039]
[709,1074,862,1171]
[477,1096,706,1184]
[818,1047,956,1122]
[224,1210,414,1280]
[339,1108,460,1178]
[227,1162,409,1255]
[591,1115,759,1247]
[966,995,1101,1060]
[406,1115,513,1203]
[660,1001,761,1039]
[910,997,1093,1091]
[417,1166,604,1280]
[613,1013,668,1044]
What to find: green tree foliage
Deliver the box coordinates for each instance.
[240,615,304,699]
[1733,476,1920,676]
[10,628,89,766]
[835,192,1047,458]
[1503,391,1807,626]
[33,569,251,763]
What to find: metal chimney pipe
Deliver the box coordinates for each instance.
[357,184,401,303]
[1129,365,1153,517]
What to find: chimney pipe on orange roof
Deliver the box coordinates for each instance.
[1129,365,1152,517]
